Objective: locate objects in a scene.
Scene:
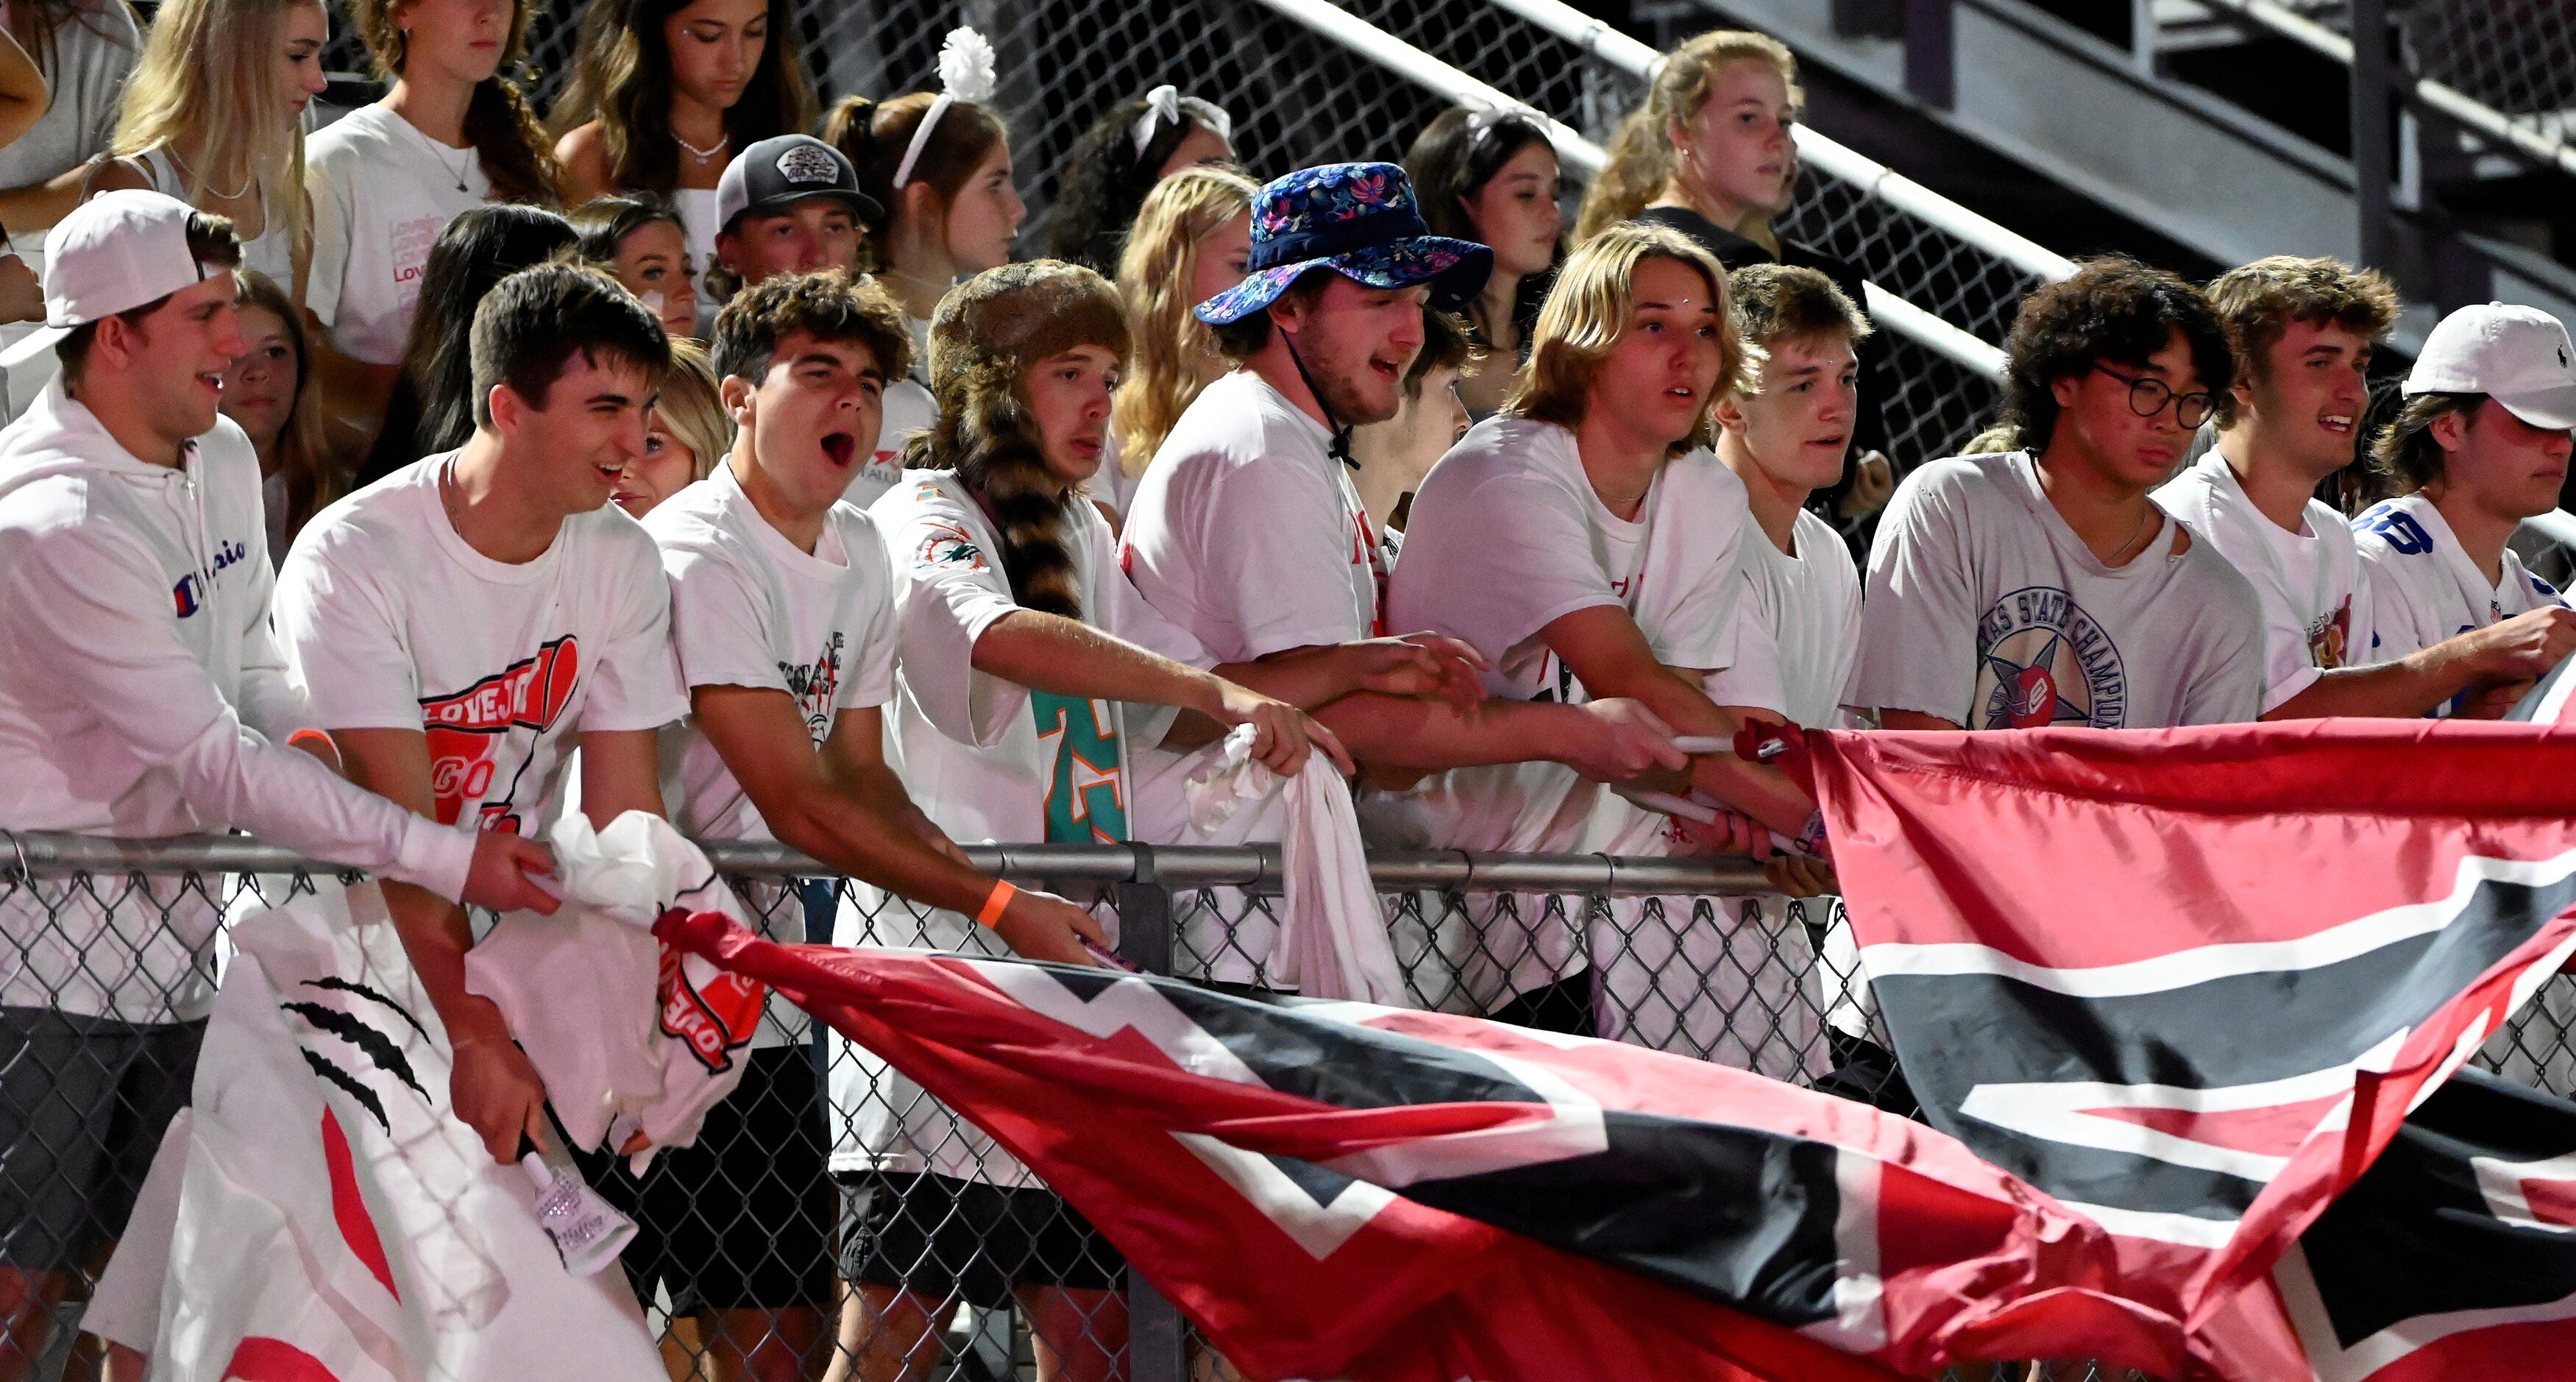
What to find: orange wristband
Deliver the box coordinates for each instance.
[975,879,1017,928]
[287,729,334,754]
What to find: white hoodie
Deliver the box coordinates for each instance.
[0,378,473,1021]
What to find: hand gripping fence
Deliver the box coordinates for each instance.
[11,829,2576,1380]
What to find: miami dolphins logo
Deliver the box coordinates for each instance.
[915,521,985,571]
[1973,587,2127,729]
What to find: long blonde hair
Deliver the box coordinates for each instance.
[1110,165,1257,475]
[111,0,315,261]
[1572,29,1798,244]
[1506,222,1759,454]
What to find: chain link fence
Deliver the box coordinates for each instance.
[2399,0,2576,166]
[7,835,2576,1379]
[316,0,2020,472]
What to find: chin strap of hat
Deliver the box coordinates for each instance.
[1277,323,1358,471]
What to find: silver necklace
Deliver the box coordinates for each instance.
[433,138,472,193]
[168,147,252,202]
[673,130,730,163]
[2113,503,2154,564]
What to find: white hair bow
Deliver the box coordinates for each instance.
[1129,84,1235,163]
[894,27,998,191]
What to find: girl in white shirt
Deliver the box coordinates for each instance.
[549,0,817,274]
[88,0,326,294]
[307,0,557,436]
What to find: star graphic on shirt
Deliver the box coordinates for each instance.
[1982,630,2090,729]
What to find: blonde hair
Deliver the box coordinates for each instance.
[1111,165,1257,476]
[652,339,730,481]
[1573,29,1798,244]
[111,0,315,263]
[1505,222,1757,453]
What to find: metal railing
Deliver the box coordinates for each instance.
[2192,0,2576,180]
[1243,0,2017,383]
[10,829,2576,1381]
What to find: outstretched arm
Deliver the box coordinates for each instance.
[2264,607,2576,720]
[969,609,1350,776]
[692,687,1107,966]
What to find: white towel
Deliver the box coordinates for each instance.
[1184,725,1408,1005]
[465,811,764,1168]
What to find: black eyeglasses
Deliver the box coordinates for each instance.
[2087,364,2217,430]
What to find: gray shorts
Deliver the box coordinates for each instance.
[0,1007,203,1276]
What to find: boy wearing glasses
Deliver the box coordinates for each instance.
[1848,257,2264,730]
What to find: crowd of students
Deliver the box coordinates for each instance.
[0,7,2572,1381]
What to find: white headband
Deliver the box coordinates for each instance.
[892,26,998,192]
[1129,84,1235,163]
[1465,98,1544,149]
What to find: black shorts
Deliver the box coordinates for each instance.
[577,1043,834,1313]
[837,1170,1124,1308]
[0,1008,203,1275]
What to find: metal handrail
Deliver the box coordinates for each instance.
[1474,0,2080,284]
[2190,0,2576,181]
[1238,0,2026,380]
[0,831,1773,899]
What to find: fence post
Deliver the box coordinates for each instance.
[1114,843,1186,1382]
[2350,0,2394,272]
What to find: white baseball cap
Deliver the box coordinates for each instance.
[2403,301,2576,431]
[0,190,227,369]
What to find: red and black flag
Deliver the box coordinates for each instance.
[1794,717,2576,1379]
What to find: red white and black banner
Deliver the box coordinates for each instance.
[663,717,2576,1382]
[1794,717,2576,1380]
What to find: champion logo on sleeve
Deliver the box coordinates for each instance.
[169,538,250,618]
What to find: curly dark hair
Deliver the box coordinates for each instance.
[709,267,913,388]
[2003,256,2235,453]
[1046,95,1227,276]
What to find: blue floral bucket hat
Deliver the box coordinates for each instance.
[1195,162,1494,325]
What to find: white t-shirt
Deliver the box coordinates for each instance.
[647,465,898,840]
[1372,417,1787,1018]
[869,469,1204,861]
[842,469,1207,1183]
[1848,451,2265,729]
[2355,493,2566,688]
[1708,507,1862,729]
[273,453,689,834]
[673,188,720,282]
[646,464,898,1046]
[1385,417,1773,706]
[305,104,492,366]
[2155,450,2372,712]
[1121,369,1385,662]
